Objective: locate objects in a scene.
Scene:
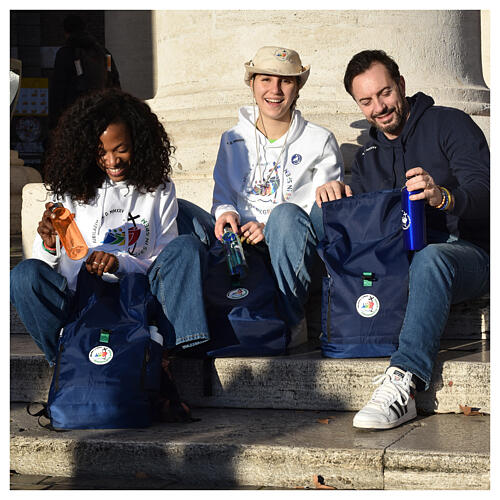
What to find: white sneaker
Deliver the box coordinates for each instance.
[353,366,417,430]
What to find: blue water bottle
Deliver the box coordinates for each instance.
[401,187,427,251]
[221,225,248,281]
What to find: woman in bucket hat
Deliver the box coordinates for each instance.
[176,46,343,347]
[210,45,344,339]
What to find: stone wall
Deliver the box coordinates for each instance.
[104,10,489,212]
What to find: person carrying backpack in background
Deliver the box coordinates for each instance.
[49,14,121,130]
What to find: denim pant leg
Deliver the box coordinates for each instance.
[309,202,324,243]
[176,198,216,246]
[264,203,319,327]
[148,234,210,349]
[390,238,490,389]
[10,259,73,364]
[308,202,327,295]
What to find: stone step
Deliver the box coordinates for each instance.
[10,334,490,414]
[9,403,489,490]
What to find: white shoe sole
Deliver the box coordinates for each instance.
[353,409,416,430]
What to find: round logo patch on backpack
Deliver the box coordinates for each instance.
[89,346,114,365]
[356,294,380,318]
[226,288,249,300]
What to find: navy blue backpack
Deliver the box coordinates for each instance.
[41,266,164,429]
[317,189,409,358]
[202,241,289,357]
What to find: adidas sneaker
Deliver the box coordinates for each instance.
[353,366,417,430]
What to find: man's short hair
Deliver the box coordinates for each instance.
[63,14,86,35]
[344,50,400,97]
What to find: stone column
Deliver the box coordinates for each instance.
[21,10,490,255]
[146,10,488,206]
[10,58,42,237]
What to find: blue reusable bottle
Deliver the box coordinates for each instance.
[401,187,427,251]
[221,225,248,281]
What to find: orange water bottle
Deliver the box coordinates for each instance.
[50,203,88,260]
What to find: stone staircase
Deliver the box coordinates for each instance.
[10,236,490,489]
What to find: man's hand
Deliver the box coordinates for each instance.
[315,181,353,207]
[86,251,119,276]
[37,202,57,249]
[405,167,442,207]
[215,211,240,240]
[240,220,265,245]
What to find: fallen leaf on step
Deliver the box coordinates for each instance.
[459,405,482,416]
[317,418,330,424]
[313,475,336,489]
[135,471,149,479]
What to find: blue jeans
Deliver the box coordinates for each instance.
[176,199,323,327]
[264,202,323,325]
[10,237,212,362]
[10,259,73,364]
[148,234,210,350]
[390,231,489,389]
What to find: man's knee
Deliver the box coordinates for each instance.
[410,244,456,278]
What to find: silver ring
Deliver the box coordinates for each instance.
[93,261,98,266]
[99,263,105,267]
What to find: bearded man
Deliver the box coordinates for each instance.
[318,50,489,430]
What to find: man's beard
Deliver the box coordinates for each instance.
[371,95,409,136]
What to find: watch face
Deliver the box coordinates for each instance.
[16,117,41,142]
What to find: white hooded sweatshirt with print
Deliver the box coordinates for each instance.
[211,105,344,224]
[32,179,178,290]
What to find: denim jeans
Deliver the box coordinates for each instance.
[10,231,212,363]
[10,259,73,364]
[148,234,210,350]
[390,231,490,389]
[176,199,323,328]
[264,202,323,326]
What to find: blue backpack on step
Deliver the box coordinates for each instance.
[317,189,410,358]
[202,241,290,357]
[43,266,164,429]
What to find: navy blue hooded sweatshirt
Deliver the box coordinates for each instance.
[350,92,490,253]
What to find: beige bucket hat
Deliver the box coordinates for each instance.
[244,46,310,89]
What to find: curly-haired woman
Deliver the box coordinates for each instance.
[10,89,210,390]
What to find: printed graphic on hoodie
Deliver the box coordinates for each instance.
[102,225,141,247]
[243,161,293,208]
[247,174,280,196]
[93,210,150,256]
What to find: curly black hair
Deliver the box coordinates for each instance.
[44,88,174,203]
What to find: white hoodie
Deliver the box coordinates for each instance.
[32,179,178,290]
[212,105,343,224]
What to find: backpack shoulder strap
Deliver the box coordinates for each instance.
[26,402,67,433]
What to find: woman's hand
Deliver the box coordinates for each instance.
[37,202,57,249]
[86,251,119,276]
[240,220,266,245]
[315,181,353,207]
[215,211,240,240]
[405,167,442,207]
